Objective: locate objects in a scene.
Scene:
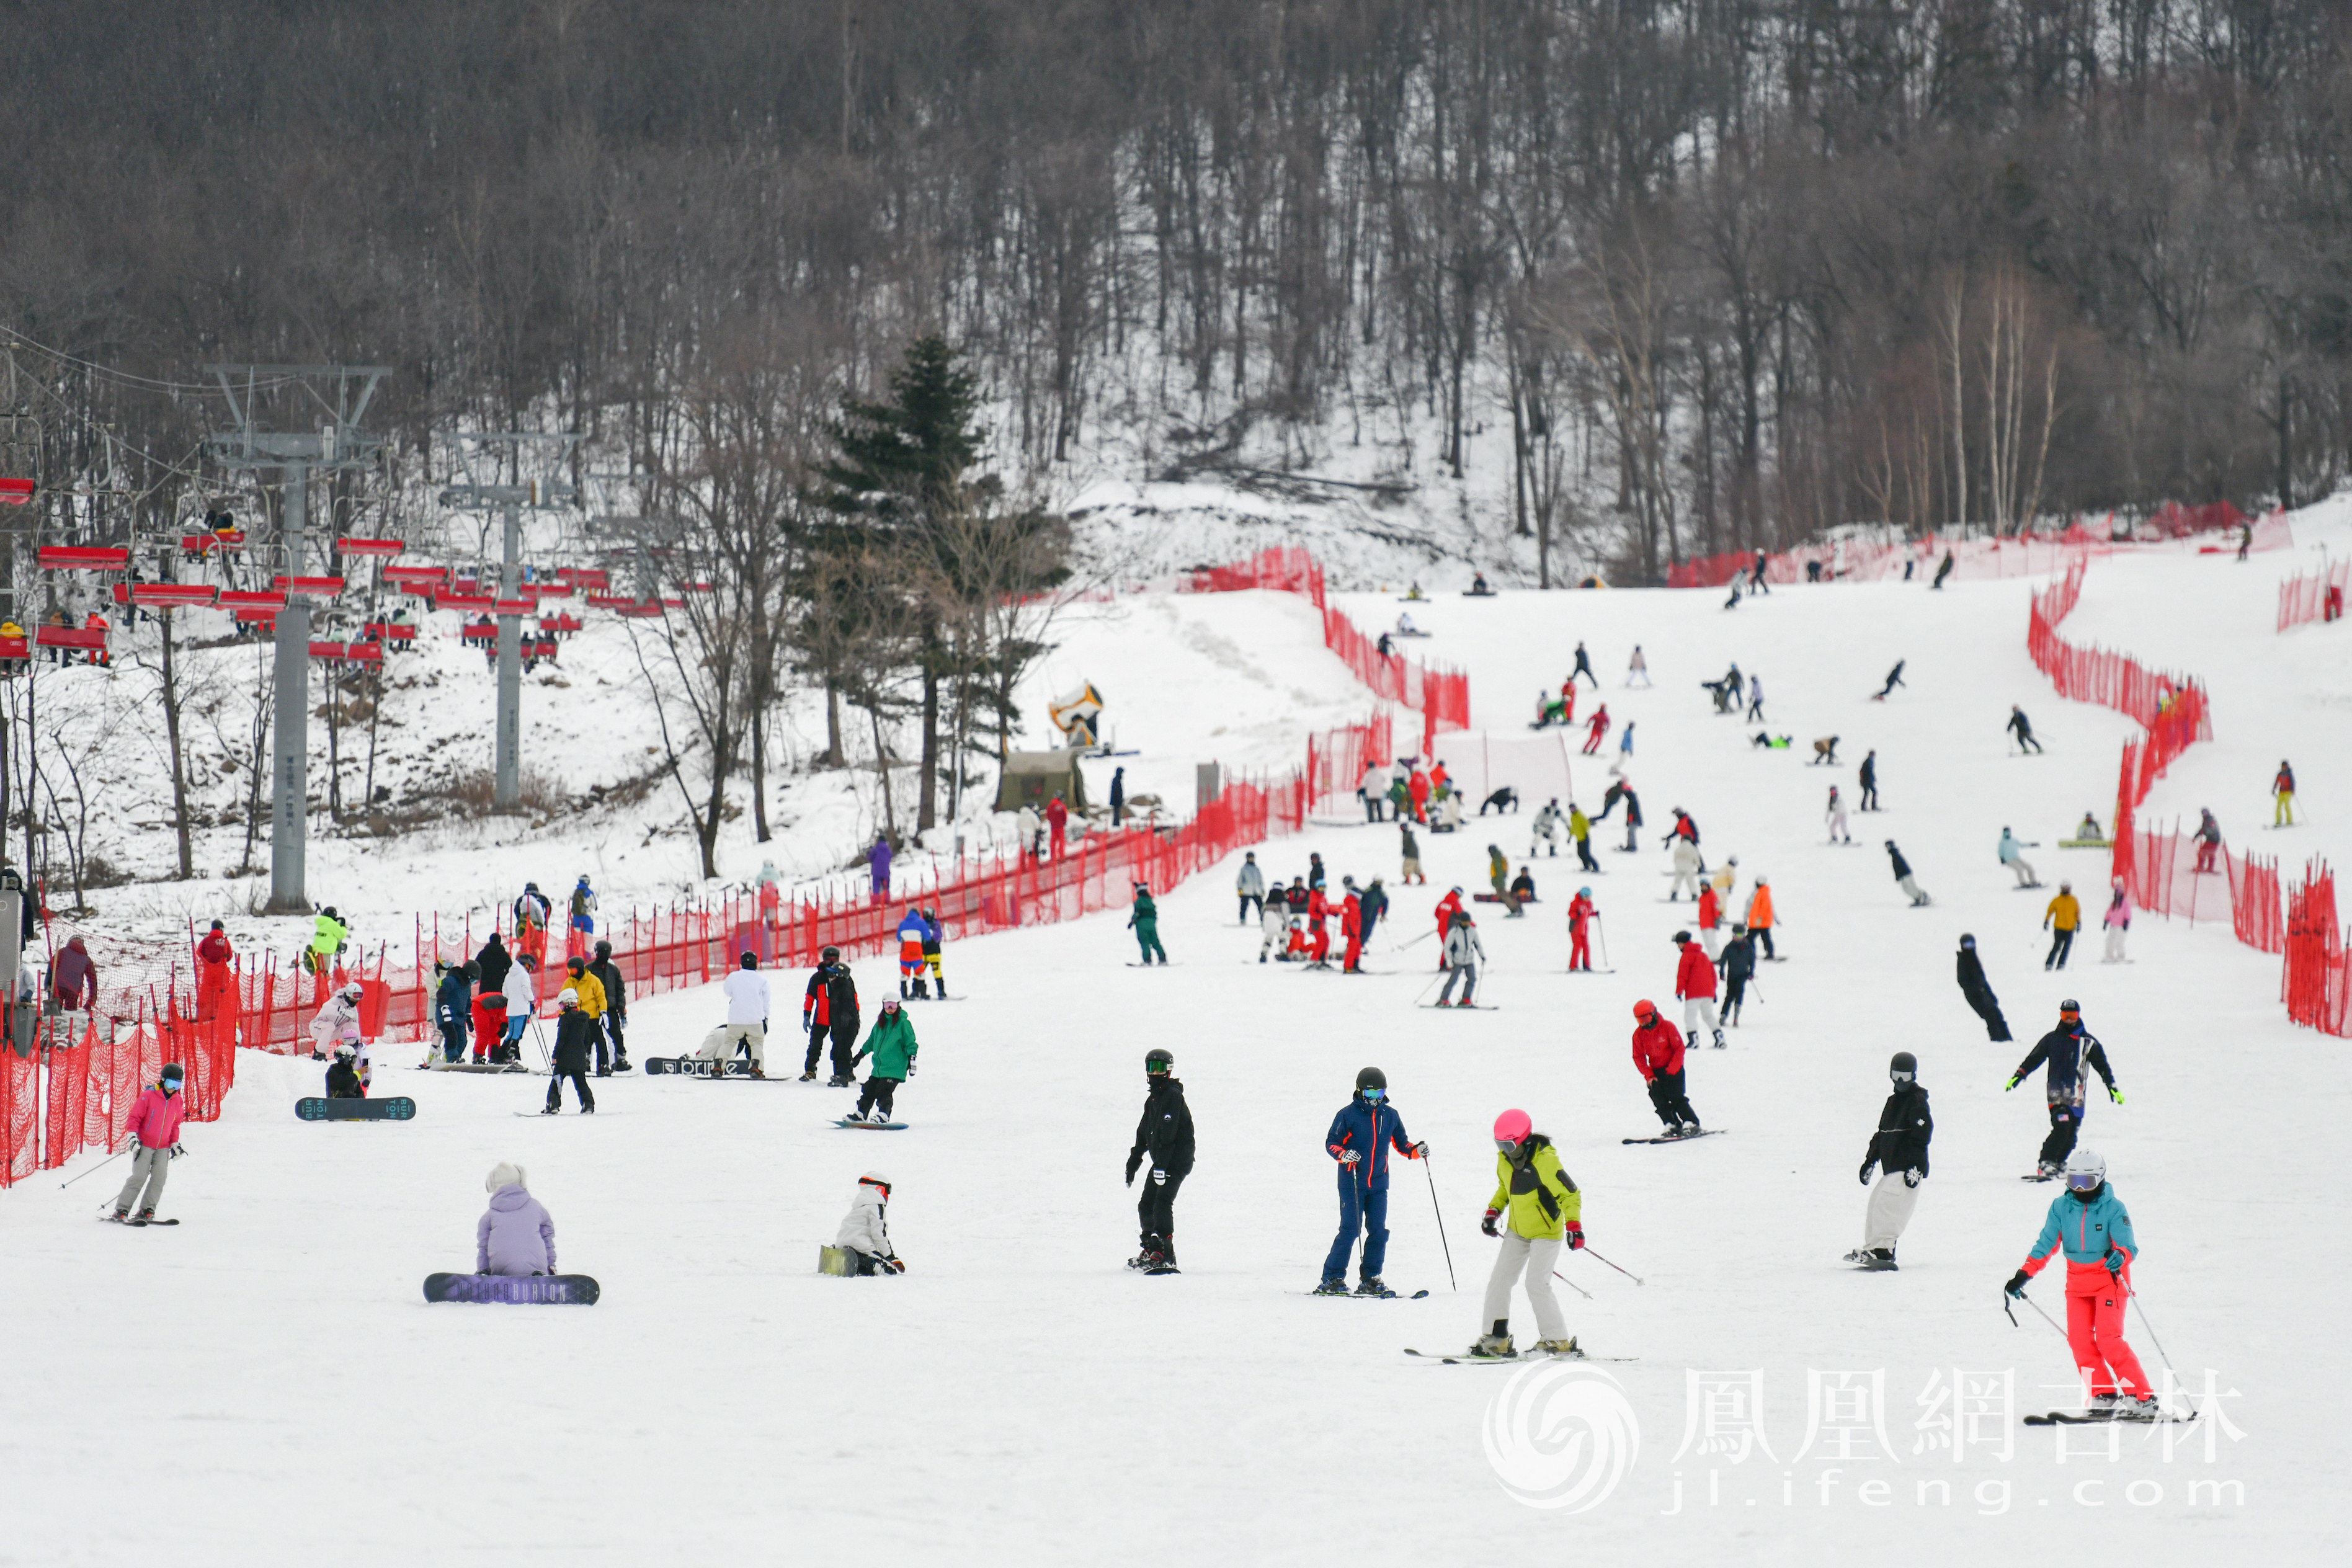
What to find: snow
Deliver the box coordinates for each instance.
[8,512,2345,1562]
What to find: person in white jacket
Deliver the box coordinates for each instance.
[1359,760,1392,822]
[1259,886,1291,963]
[1437,911,1486,1007]
[1998,827,2041,889]
[834,1172,904,1275]
[501,956,536,1064]
[1236,851,1267,924]
[308,982,367,1085]
[1667,837,1703,902]
[1530,800,1566,858]
[2101,879,2132,963]
[696,951,772,1076]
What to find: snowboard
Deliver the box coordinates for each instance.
[296,1097,416,1121]
[517,1108,613,1116]
[835,1118,908,1131]
[423,1272,600,1306]
[2020,1172,2058,1182]
[1419,1001,1498,1010]
[642,1058,775,1077]
[1623,1129,1724,1144]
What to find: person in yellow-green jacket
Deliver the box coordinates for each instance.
[1465,1109,1584,1359]
[2043,883,2081,971]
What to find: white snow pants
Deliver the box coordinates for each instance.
[1683,996,1719,1036]
[1864,1172,1920,1252]
[1669,870,1699,901]
[697,1022,765,1069]
[1898,875,1930,906]
[2008,858,2038,888]
[2103,925,2127,962]
[1700,926,1721,960]
[1482,1231,1567,1342]
[1828,809,1848,841]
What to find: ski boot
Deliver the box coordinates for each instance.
[1468,1322,1516,1359]
[1148,1240,1179,1275]
[1354,1275,1394,1298]
[541,1104,559,1115]
[2111,1396,2163,1422]
[580,1104,596,1115]
[2085,1393,2120,1419]
[136,1208,156,1224]
[1531,1338,1580,1358]
[1713,1029,1727,1049]
[1311,1277,1350,1296]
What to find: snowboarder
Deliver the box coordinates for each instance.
[325,1042,365,1098]
[1955,935,2011,1041]
[542,987,597,1113]
[895,905,933,999]
[2004,1149,2158,1418]
[434,960,473,1064]
[109,1064,185,1223]
[1467,1109,1583,1358]
[1668,835,1702,903]
[1315,1067,1427,1295]
[1630,1000,1699,1135]
[1530,799,1565,858]
[848,996,917,1123]
[1998,827,2040,888]
[2193,808,2223,873]
[1660,806,1703,866]
[2043,883,2080,969]
[2101,880,2132,963]
[477,1163,556,1276]
[1931,550,1954,588]
[1306,852,1328,891]
[1858,749,1880,809]
[2008,705,2042,754]
[587,940,630,1073]
[1567,888,1598,972]
[1825,785,1850,844]
[1125,1048,1193,1273]
[1716,925,1755,1026]
[469,990,507,1066]
[1885,840,1929,906]
[1237,851,1267,924]
[1673,930,1724,1048]
[2273,760,2296,826]
[1398,819,1425,884]
[835,1172,905,1275]
[1128,883,1169,965]
[1625,645,1650,686]
[2078,810,2108,844]
[919,907,947,997]
[1479,786,1521,817]
[1437,911,1484,1006]
[1746,673,1766,722]
[802,945,861,1085]
[1812,735,1841,767]
[561,954,607,1060]
[1743,875,1776,961]
[1486,845,1521,917]
[2005,1000,2121,1177]
[1570,641,1597,688]
[1871,662,1905,702]
[308,981,366,1083]
[695,951,770,1077]
[869,834,893,902]
[1848,1051,1931,1270]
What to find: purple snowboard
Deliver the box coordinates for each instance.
[423,1272,600,1305]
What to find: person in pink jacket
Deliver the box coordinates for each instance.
[110,1064,187,1223]
[2101,879,2133,964]
[476,1162,558,1276]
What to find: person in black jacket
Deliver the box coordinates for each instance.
[800,947,863,1084]
[1954,934,2011,1041]
[326,1043,367,1098]
[1858,748,1881,807]
[1885,840,1929,906]
[1125,1048,1195,1274]
[474,932,513,997]
[587,940,631,1074]
[543,987,597,1114]
[2005,1001,2120,1176]
[1358,877,1389,948]
[1716,925,1757,1025]
[433,961,473,1064]
[1848,1051,1931,1269]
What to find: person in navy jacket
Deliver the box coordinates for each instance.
[1316,1067,1427,1296]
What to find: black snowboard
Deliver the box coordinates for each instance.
[296,1097,416,1121]
[423,1272,600,1305]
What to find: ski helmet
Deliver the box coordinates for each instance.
[323,906,339,919]
[1492,1108,1532,1146]
[2058,998,2081,1018]
[2062,1148,2106,1194]
[1355,1066,1388,1095]
[594,940,611,958]
[1578,886,1591,898]
[333,1043,356,1060]
[1632,999,1659,1022]
[739,951,758,968]
[858,1171,891,1195]
[1889,1051,1917,1082]
[1959,933,1976,948]
[1672,930,1691,945]
[1144,1048,1174,1075]
[160,1063,184,1088]
[821,945,840,961]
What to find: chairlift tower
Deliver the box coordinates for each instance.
[205,364,390,912]
[438,434,581,810]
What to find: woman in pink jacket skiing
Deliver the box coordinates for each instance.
[110,1064,187,1223]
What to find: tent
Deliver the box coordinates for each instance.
[994,747,1091,813]
[1430,730,1574,812]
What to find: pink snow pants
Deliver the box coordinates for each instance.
[2064,1264,2150,1399]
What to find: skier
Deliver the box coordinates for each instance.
[1660,806,1703,866]
[896,905,933,999]
[1746,673,1766,723]
[1125,1048,1194,1274]
[848,996,917,1123]
[1398,819,1425,885]
[1749,548,1770,592]
[510,884,550,971]
[2005,1000,2121,1177]
[477,1163,557,1276]
[566,875,597,963]
[1668,835,1702,903]
[802,945,862,1085]
[869,833,893,902]
[1617,783,1643,853]
[1625,645,1650,686]
[1567,888,1598,972]
[309,906,351,981]
[2004,1149,2158,1418]
[1743,875,1776,961]
[1613,719,1636,776]
[1673,930,1724,1048]
[498,953,535,1063]
[1466,1109,1583,1358]
[2193,809,2223,873]
[326,1042,365,1099]
[1408,767,1432,823]
[1338,878,1367,971]
[1582,705,1609,755]
[695,952,770,1077]
[1110,765,1126,826]
[1315,1066,1428,1295]
[560,954,607,1062]
[1570,640,1597,688]
[2008,705,2043,754]
[835,1172,906,1275]
[1696,876,1722,959]
[2273,760,2296,826]
[1885,840,1930,906]
[1437,910,1484,1006]
[1258,884,1291,963]
[1630,1000,1700,1135]
[1017,802,1041,860]
[1871,662,1905,702]
[109,1064,185,1224]
[1432,886,1464,965]
[1716,925,1755,1026]
[2101,880,2132,963]
[434,960,473,1064]
[1954,934,2012,1041]
[587,940,630,1073]
[1128,883,1169,965]
[1825,785,1851,844]
[1304,882,1333,966]
[1530,799,1566,858]
[2043,883,2080,969]
[1811,735,1841,767]
[1569,803,1598,873]
[1998,826,2041,888]
[1360,876,1389,949]
[1858,749,1880,809]
[1237,851,1267,924]
[1931,551,1953,589]
[1848,1051,1931,1270]
[541,987,597,1113]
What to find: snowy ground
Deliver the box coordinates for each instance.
[5,520,2345,1564]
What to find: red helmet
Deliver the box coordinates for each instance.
[1492,1108,1532,1145]
[1633,999,1659,1021]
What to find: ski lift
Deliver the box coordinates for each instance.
[0,478,35,506]
[437,592,496,615]
[272,574,348,599]
[335,537,405,559]
[37,546,130,571]
[119,582,220,610]
[0,620,29,672]
[383,564,448,590]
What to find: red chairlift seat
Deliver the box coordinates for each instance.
[335,538,406,558]
[38,546,130,571]
[272,575,348,598]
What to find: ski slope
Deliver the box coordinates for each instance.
[6,525,2346,1564]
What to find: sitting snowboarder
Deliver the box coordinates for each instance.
[325,1043,366,1099]
[477,1162,556,1277]
[835,1171,905,1275]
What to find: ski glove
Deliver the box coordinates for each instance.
[1903,1168,1922,1188]
[1151,1169,1167,1187]
[1124,1154,1141,1186]
[2107,1085,2124,1105]
[2003,1074,2022,1090]
[1337,1149,1361,1164]
[1858,1160,1876,1186]
[2004,1270,2031,1298]
[1410,1141,1428,1158]
[1564,1223,1585,1251]
[2105,1249,2126,1277]
[170,1144,185,1159]
[1481,1208,1502,1238]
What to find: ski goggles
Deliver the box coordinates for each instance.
[1890,1070,1914,1084]
[1361,1087,1386,1102]
[2065,1171,2103,1192]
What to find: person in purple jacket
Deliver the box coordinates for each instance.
[477,1162,557,1276]
[869,834,893,904]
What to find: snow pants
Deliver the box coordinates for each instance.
[1134,920,1168,964]
[1646,1071,1697,1129]
[855,1076,901,1121]
[2195,840,2219,873]
[1323,1175,1389,1282]
[1437,962,1478,1005]
[1482,1231,1567,1343]
[1575,837,1599,872]
[2274,793,2294,826]
[1752,925,1775,961]
[1570,930,1592,971]
[804,1020,858,1079]
[1898,873,1928,905]
[1700,925,1721,960]
[1136,1168,1183,1249]
[114,1146,170,1214]
[1239,893,1263,925]
[2064,1265,2150,1399]
[597,1015,625,1072]
[1828,809,1849,842]
[2045,928,2075,969]
[1260,911,1290,961]
[2039,1098,2085,1169]
[1967,993,2012,1042]
[1343,933,1364,972]
[1683,996,1719,1036]
[440,1023,467,1064]
[1670,870,1699,901]
[545,1066,595,1113]
[698,1022,765,1071]
[2009,858,2038,887]
[1721,975,1747,1023]
[1863,1172,1920,1252]
[2103,924,2127,962]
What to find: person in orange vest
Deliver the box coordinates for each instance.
[1340,877,1366,973]
[1744,876,1778,961]
[1566,887,1598,973]
[1433,886,1464,969]
[195,919,234,1023]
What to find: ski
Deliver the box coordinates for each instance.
[834,1119,909,1131]
[1404,1348,1635,1364]
[1295,1289,1431,1300]
[102,1213,180,1226]
[1623,1129,1724,1144]
[2023,1410,2193,1426]
[2020,1172,2057,1182]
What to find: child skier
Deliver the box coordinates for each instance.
[1437,910,1484,1005]
[1128,883,1169,965]
[835,1172,905,1275]
[2101,880,2132,963]
[1673,930,1724,1048]
[109,1064,186,1223]
[2005,1150,2159,1419]
[476,1162,556,1276]
[1466,1109,1582,1358]
[1315,1066,1427,1296]
[2005,1000,2121,1177]
[1630,1000,1700,1135]
[1848,1051,1931,1270]
[542,987,597,1113]
[308,981,367,1087]
[1125,1048,1193,1273]
[847,997,917,1124]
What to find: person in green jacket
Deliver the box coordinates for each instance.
[849,997,918,1124]
[1128,883,1169,964]
[310,907,350,974]
[1468,1108,1584,1359]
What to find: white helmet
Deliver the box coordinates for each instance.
[2062,1149,2106,1193]
[341,982,363,1000]
[332,1043,355,1060]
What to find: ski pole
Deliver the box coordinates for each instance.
[2002,1287,2069,1341]
[1551,1269,1595,1300]
[59,1146,130,1189]
[2131,1293,2183,1387]
[1422,1154,1457,1292]
[1580,1247,1643,1285]
[1593,916,1611,973]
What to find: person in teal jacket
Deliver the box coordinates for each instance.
[2005,1148,2157,1418]
[849,998,919,1124]
[1128,883,1168,964]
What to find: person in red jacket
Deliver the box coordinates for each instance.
[1046,795,1070,858]
[1306,884,1332,966]
[1673,930,1725,1049]
[470,990,509,1064]
[110,1063,187,1223]
[1696,880,1722,960]
[196,920,234,1022]
[1408,767,1432,824]
[52,935,97,1012]
[1582,704,1610,755]
[1567,888,1598,972]
[1631,1000,1701,1136]
[1339,878,1365,973]
[1433,886,1464,969]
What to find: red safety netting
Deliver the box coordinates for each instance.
[1,1000,238,1189]
[2116,817,2283,953]
[2278,559,2350,633]
[2283,862,2349,1036]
